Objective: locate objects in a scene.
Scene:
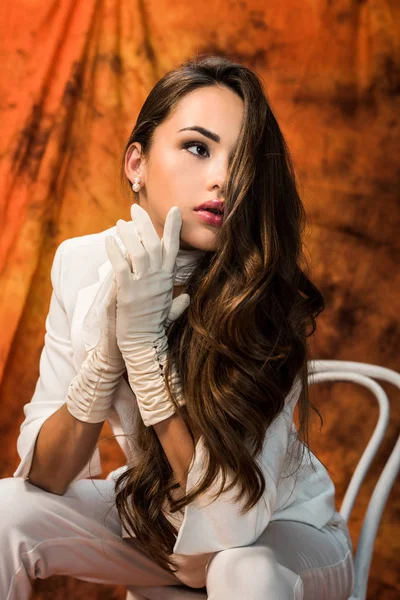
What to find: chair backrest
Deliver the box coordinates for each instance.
[307,360,400,600]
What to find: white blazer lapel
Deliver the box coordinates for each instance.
[70,225,129,367]
[70,259,113,369]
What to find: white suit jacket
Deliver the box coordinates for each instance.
[13,226,336,556]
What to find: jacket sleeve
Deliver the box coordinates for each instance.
[13,240,102,481]
[172,376,302,555]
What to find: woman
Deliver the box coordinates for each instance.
[1,55,355,598]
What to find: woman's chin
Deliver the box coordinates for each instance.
[181,241,215,253]
[180,232,218,252]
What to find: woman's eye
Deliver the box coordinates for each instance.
[182,141,210,159]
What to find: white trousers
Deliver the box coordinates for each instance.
[0,476,355,600]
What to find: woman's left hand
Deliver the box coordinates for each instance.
[105,203,190,353]
[104,203,190,426]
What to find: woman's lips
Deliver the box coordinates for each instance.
[194,209,223,228]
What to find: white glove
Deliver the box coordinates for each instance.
[66,268,126,423]
[105,203,189,427]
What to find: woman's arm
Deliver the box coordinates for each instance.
[151,284,196,493]
[152,411,195,493]
[14,240,104,492]
[27,404,104,495]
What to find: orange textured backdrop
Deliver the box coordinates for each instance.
[0,1,399,598]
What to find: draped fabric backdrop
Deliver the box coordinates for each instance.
[0,1,399,598]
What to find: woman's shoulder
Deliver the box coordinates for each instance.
[52,224,117,308]
[57,224,117,269]
[60,224,117,255]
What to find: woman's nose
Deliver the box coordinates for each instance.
[207,161,227,190]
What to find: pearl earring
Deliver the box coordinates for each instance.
[132,176,141,193]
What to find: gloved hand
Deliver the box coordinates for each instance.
[105,203,190,426]
[66,267,127,423]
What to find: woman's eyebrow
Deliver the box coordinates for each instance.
[178,126,220,144]
[178,125,237,160]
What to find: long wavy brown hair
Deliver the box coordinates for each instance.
[100,54,327,574]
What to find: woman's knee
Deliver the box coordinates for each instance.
[0,477,51,537]
[206,545,303,599]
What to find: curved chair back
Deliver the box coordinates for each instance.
[308,360,400,600]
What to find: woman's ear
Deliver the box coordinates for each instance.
[125,142,145,185]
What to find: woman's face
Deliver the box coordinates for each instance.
[124,84,244,251]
